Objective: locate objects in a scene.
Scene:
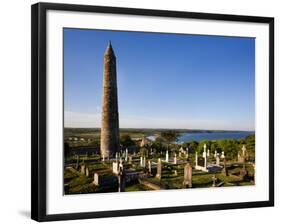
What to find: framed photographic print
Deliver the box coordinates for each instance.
[31,2,274,222]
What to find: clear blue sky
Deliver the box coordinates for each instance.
[64,28,255,131]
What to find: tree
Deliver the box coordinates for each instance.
[160,131,180,148]
[120,134,135,148]
[139,147,148,157]
[151,136,165,153]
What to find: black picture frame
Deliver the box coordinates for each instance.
[31,2,274,222]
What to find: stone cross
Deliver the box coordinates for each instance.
[207,149,210,157]
[165,150,169,163]
[143,157,146,168]
[183,163,192,188]
[156,158,162,179]
[214,150,217,158]
[140,156,143,166]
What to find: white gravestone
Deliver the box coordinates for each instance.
[125,148,128,162]
[93,173,99,185]
[165,150,169,163]
[148,160,152,173]
[216,154,220,166]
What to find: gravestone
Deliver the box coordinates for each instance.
[116,152,119,162]
[216,155,220,166]
[183,163,192,188]
[212,175,217,187]
[221,151,225,159]
[128,156,132,164]
[165,150,169,162]
[112,161,119,174]
[222,159,228,176]
[93,173,99,185]
[156,158,162,179]
[148,160,152,173]
[195,152,198,167]
[80,164,86,175]
[125,148,128,162]
[85,167,89,177]
[118,166,126,192]
[214,150,217,158]
[143,157,146,168]
[174,154,177,164]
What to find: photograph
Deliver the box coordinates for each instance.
[63,28,256,195]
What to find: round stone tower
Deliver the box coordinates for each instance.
[100,41,120,159]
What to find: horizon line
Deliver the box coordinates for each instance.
[64,127,255,132]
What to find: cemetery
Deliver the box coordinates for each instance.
[64,135,255,194]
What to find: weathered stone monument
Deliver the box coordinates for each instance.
[238,145,247,163]
[100,42,120,159]
[183,163,192,188]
